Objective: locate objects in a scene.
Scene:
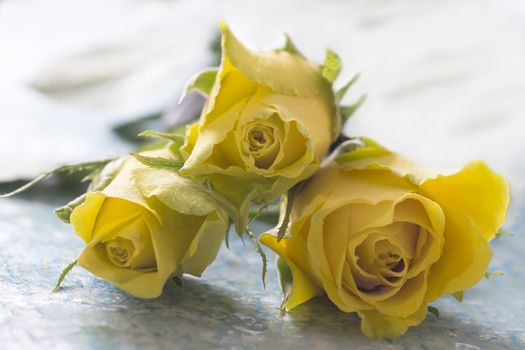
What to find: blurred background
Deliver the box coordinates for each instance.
[1,0,524,195]
[1,0,524,348]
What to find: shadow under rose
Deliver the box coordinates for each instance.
[283,293,518,350]
[69,277,271,350]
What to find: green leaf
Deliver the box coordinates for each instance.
[138,130,185,159]
[335,137,389,165]
[485,270,504,280]
[428,306,440,318]
[495,230,514,238]
[202,178,256,237]
[52,259,77,293]
[245,226,267,288]
[54,157,126,223]
[276,184,304,242]
[277,256,293,312]
[276,34,304,57]
[131,153,184,171]
[82,166,104,184]
[335,73,360,102]
[0,160,111,198]
[340,94,367,123]
[322,49,341,83]
[452,291,464,302]
[181,68,218,99]
[87,157,126,192]
[54,193,87,223]
[138,130,185,145]
[209,31,222,66]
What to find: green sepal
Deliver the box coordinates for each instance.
[428,306,440,318]
[335,137,388,165]
[138,129,186,157]
[276,182,304,242]
[340,94,367,123]
[452,291,464,302]
[54,157,126,223]
[335,73,360,102]
[138,130,185,145]
[322,49,341,83]
[275,33,304,58]
[181,67,218,100]
[219,21,327,97]
[0,160,111,198]
[199,175,259,237]
[55,193,87,223]
[277,256,293,311]
[131,153,184,171]
[87,157,127,192]
[246,225,267,288]
[276,193,293,242]
[495,230,514,238]
[52,259,77,293]
[485,270,504,280]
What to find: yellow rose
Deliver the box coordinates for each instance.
[261,139,509,338]
[70,150,229,298]
[180,23,339,230]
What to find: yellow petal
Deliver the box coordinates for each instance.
[133,165,218,217]
[70,192,105,243]
[100,156,151,210]
[421,161,509,240]
[393,194,445,279]
[346,201,396,235]
[145,197,205,266]
[78,243,166,299]
[273,120,308,170]
[319,168,416,214]
[322,205,351,288]
[358,302,428,339]
[312,206,377,312]
[373,272,428,317]
[336,138,437,185]
[201,61,257,125]
[260,233,323,310]
[90,198,144,244]
[180,122,199,160]
[262,93,332,158]
[181,100,246,173]
[214,129,244,167]
[425,204,492,301]
[181,211,229,276]
[393,194,445,238]
[220,22,329,97]
[106,218,156,269]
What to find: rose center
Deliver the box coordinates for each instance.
[247,126,274,152]
[239,119,282,170]
[251,131,265,143]
[106,237,136,267]
[373,239,405,273]
[110,247,128,260]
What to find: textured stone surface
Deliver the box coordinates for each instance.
[0,192,523,349]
